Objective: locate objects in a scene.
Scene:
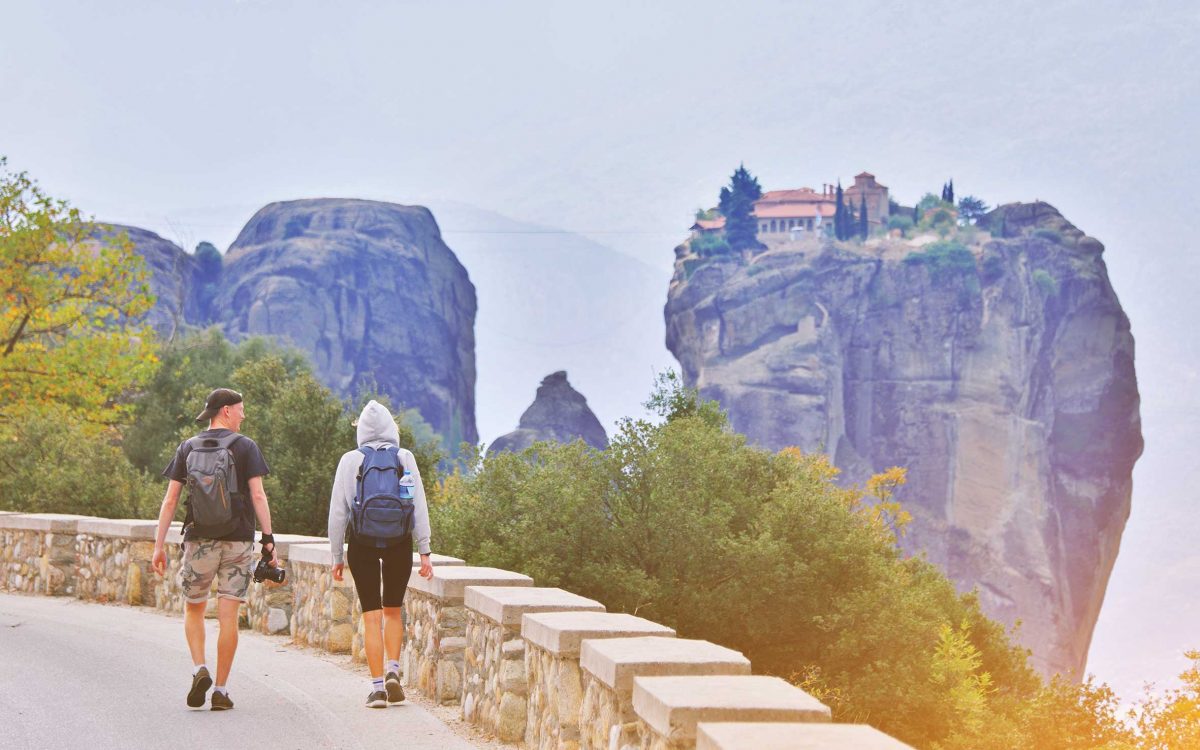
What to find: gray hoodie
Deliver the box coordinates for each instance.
[327,400,432,563]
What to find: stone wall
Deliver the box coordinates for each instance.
[0,511,915,749]
[0,514,89,596]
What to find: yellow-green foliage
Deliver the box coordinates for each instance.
[0,159,157,429]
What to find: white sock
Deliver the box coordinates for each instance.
[371,677,385,693]
[214,685,228,695]
[387,660,400,675]
[193,664,207,675]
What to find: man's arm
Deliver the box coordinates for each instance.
[151,480,183,576]
[248,475,277,564]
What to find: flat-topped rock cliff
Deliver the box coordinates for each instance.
[489,370,608,453]
[665,202,1142,678]
[216,199,478,449]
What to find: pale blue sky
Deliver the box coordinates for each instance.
[3,0,1198,700]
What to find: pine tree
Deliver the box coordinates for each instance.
[718,164,764,252]
[834,181,845,240]
[859,194,869,239]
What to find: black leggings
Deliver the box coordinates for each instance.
[346,536,413,613]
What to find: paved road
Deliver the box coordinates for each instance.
[0,593,479,750]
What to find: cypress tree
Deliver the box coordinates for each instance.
[834,181,845,240]
[947,179,954,205]
[859,195,869,239]
[718,164,764,252]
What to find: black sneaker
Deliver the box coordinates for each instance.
[210,691,234,711]
[366,690,388,708]
[187,667,212,708]
[385,672,405,704]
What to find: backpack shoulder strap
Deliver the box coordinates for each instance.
[215,432,244,450]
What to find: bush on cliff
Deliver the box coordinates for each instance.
[433,372,1042,747]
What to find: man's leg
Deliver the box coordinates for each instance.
[215,597,240,687]
[184,601,207,665]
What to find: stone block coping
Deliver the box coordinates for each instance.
[521,611,676,657]
[696,722,915,750]
[464,586,605,628]
[632,676,830,742]
[76,518,161,540]
[408,566,533,603]
[285,542,465,569]
[0,513,96,533]
[580,636,750,694]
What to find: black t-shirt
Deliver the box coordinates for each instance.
[162,429,270,542]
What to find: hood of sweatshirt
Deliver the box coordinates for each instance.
[355,400,400,447]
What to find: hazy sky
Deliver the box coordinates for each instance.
[3,0,1198,700]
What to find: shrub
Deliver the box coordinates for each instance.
[1032,228,1063,244]
[888,214,915,233]
[982,254,1006,284]
[903,241,977,285]
[691,232,733,257]
[1032,269,1058,297]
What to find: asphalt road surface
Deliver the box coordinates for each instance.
[0,593,480,750]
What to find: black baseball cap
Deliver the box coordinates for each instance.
[195,388,244,423]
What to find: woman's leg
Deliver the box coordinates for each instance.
[362,609,384,678]
[380,538,414,666]
[347,542,385,678]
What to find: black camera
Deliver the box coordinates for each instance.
[253,556,286,584]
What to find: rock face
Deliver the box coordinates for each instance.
[665,202,1142,678]
[217,199,478,449]
[99,224,202,341]
[489,371,608,454]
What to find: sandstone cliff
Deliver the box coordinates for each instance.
[217,199,478,449]
[489,370,608,454]
[665,202,1142,678]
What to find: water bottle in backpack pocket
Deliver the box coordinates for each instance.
[185,433,243,538]
[352,446,415,546]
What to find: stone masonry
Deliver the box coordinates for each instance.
[404,567,533,705]
[578,637,751,750]
[463,586,605,742]
[0,510,920,749]
[523,611,676,750]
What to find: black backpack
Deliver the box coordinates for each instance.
[184,433,243,538]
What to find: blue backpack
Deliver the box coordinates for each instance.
[352,446,415,547]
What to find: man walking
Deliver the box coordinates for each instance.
[152,388,278,711]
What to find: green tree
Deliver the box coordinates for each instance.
[433,372,1039,748]
[0,407,160,518]
[958,196,989,225]
[122,328,310,473]
[718,164,763,251]
[859,194,869,238]
[193,241,222,322]
[834,181,846,240]
[0,158,157,429]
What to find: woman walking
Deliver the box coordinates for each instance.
[328,400,434,708]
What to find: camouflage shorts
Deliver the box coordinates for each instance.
[178,540,254,604]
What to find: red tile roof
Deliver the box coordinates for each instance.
[691,218,726,230]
